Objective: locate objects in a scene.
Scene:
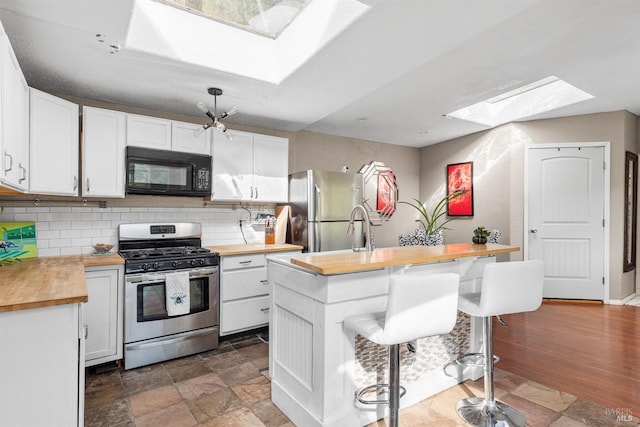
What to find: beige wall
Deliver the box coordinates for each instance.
[420,111,639,300]
[289,131,421,248]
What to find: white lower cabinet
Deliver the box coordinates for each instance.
[0,303,85,427]
[219,251,299,336]
[84,265,123,366]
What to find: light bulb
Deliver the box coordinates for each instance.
[197,102,209,114]
[224,129,234,141]
[215,121,226,133]
[226,106,238,116]
[193,126,205,137]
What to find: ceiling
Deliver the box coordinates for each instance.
[0,0,639,148]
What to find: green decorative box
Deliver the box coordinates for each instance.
[0,222,37,260]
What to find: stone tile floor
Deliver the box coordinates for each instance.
[85,330,639,426]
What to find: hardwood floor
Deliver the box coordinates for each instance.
[493,301,640,414]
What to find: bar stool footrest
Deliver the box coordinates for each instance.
[356,383,407,405]
[454,352,500,367]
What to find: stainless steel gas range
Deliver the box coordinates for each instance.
[118,222,219,370]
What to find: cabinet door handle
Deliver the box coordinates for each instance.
[260,307,270,313]
[239,260,252,265]
[250,186,254,199]
[18,164,26,183]
[84,324,89,340]
[254,187,258,199]
[260,280,268,285]
[4,151,13,173]
[86,178,90,192]
[73,176,78,191]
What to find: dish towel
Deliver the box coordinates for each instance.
[165,271,190,316]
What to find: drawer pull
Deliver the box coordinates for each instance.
[239,260,252,265]
[260,307,270,313]
[260,280,269,285]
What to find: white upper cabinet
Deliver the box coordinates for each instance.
[126,114,171,150]
[82,107,126,198]
[172,120,211,155]
[29,88,79,196]
[253,133,289,202]
[212,130,288,202]
[212,130,254,200]
[127,113,211,155]
[0,22,29,191]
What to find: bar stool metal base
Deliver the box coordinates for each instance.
[456,397,526,426]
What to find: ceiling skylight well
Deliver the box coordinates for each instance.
[153,0,313,38]
[445,76,594,127]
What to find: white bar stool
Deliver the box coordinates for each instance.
[455,260,545,426]
[344,273,460,427]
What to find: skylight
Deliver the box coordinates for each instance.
[445,76,594,127]
[154,0,313,38]
[127,0,369,83]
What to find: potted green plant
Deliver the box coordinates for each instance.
[472,226,490,244]
[399,190,467,246]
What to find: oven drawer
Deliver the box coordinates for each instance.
[221,267,269,301]
[221,296,269,335]
[221,254,266,270]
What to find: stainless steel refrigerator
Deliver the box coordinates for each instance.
[288,170,364,252]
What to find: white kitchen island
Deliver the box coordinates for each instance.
[267,243,519,427]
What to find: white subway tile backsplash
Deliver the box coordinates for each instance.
[38,230,61,239]
[2,205,275,255]
[38,248,61,257]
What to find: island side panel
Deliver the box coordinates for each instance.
[268,255,494,427]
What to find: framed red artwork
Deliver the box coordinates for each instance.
[446,162,474,216]
[376,170,396,216]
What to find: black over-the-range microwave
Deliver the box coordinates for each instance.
[125,146,212,197]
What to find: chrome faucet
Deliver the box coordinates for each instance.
[347,204,373,252]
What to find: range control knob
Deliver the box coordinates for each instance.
[199,259,206,265]
[142,263,149,271]
[172,261,179,268]
[191,259,198,266]
[152,262,160,270]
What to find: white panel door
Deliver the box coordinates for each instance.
[126,114,171,149]
[253,134,288,202]
[211,130,253,200]
[82,107,126,197]
[29,88,79,196]
[527,146,605,299]
[171,120,211,155]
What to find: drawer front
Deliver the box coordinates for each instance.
[221,296,270,335]
[221,267,269,301]
[221,253,266,270]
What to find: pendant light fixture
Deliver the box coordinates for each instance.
[194,87,238,140]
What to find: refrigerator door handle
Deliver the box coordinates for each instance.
[314,184,321,222]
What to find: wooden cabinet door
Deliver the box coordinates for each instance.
[82,107,126,197]
[212,130,253,200]
[29,88,79,195]
[126,113,171,150]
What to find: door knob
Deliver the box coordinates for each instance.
[530,229,538,233]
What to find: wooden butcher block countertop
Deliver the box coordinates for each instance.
[0,253,124,313]
[207,243,303,256]
[290,243,520,275]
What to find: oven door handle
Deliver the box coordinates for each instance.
[126,328,216,351]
